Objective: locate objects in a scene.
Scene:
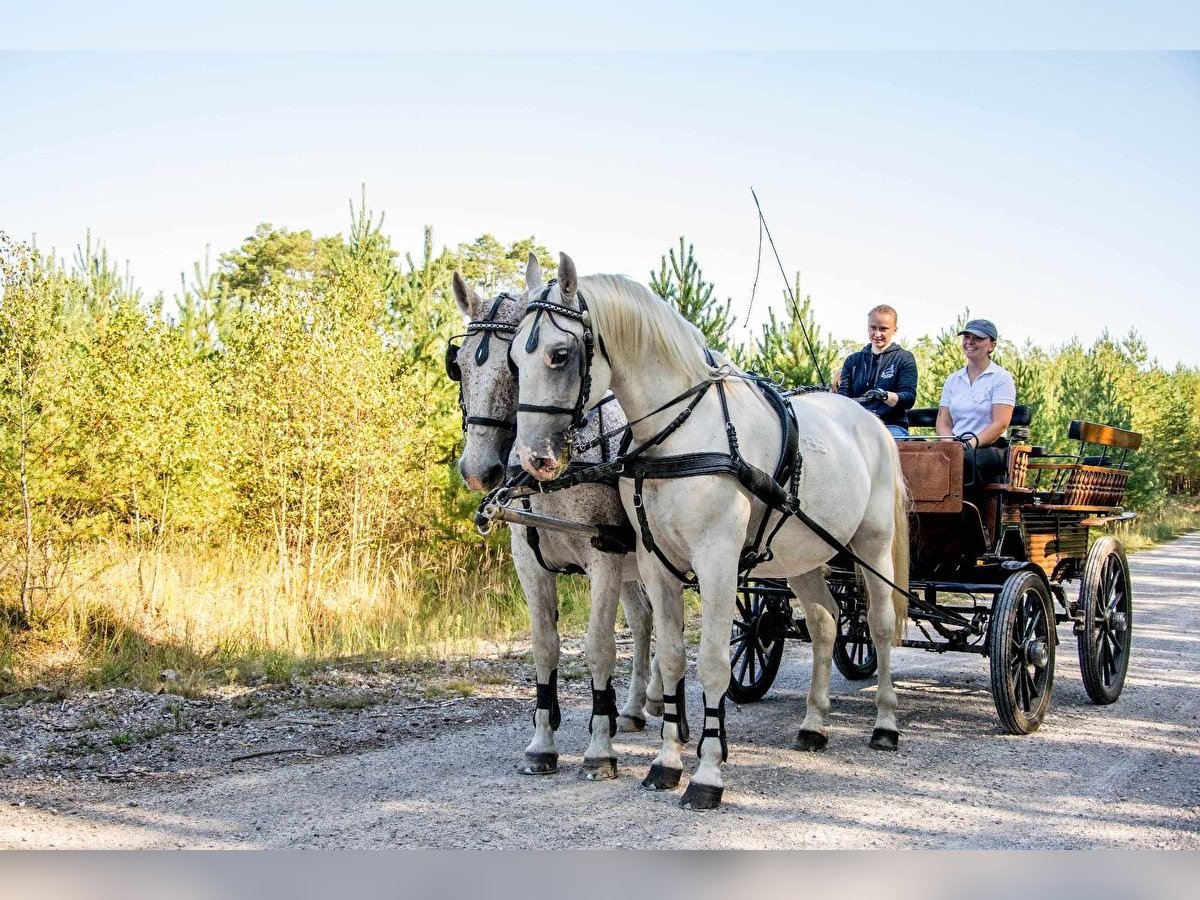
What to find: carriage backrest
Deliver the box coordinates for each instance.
[906,404,1032,431]
[1067,420,1142,451]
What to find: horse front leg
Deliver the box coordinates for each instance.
[513,535,561,775]
[639,565,687,793]
[679,549,741,811]
[580,560,623,780]
[789,570,838,751]
[617,580,653,732]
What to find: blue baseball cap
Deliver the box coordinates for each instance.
[959,319,998,341]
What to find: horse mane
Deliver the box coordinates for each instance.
[578,274,718,382]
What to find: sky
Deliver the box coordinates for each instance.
[2,40,1198,365]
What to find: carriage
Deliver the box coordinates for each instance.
[728,405,1142,734]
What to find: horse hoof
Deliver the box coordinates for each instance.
[869,728,900,752]
[580,757,618,781]
[643,700,664,718]
[679,782,723,811]
[640,763,682,791]
[518,752,558,775]
[794,729,829,752]
[617,714,646,733]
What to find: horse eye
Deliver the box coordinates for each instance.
[550,347,571,367]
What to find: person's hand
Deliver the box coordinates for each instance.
[956,434,978,449]
[861,388,887,403]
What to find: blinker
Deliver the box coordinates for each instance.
[444,342,462,381]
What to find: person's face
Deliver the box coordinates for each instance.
[867,312,897,351]
[961,331,996,362]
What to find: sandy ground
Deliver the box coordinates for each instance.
[2,533,1199,849]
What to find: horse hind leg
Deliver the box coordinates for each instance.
[617,580,653,732]
[513,542,561,775]
[861,557,901,751]
[789,569,838,751]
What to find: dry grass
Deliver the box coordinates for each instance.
[1113,495,1200,552]
[3,497,1195,696]
[0,535,592,695]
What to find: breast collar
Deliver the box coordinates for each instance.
[512,281,610,432]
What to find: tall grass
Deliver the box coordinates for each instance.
[0,536,592,695]
[3,498,1196,696]
[1113,495,1200,552]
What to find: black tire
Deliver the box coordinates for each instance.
[1076,536,1132,704]
[831,581,877,681]
[989,570,1056,735]
[727,586,785,703]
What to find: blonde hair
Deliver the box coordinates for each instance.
[868,304,898,324]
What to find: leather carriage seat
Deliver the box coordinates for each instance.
[906,404,1032,432]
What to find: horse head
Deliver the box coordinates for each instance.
[448,261,535,491]
[512,253,613,481]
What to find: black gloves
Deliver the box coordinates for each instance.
[861,388,888,403]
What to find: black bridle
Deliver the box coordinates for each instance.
[512,282,608,433]
[446,292,520,433]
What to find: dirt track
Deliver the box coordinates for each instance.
[3,534,1199,849]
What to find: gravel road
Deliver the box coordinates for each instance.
[3,533,1199,849]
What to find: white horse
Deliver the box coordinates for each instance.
[450,256,658,780]
[511,254,909,810]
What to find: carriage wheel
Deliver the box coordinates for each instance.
[1076,536,1132,705]
[831,582,877,681]
[989,571,1056,735]
[727,585,785,703]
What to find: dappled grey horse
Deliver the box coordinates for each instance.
[449,256,659,780]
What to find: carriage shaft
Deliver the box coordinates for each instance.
[481,502,603,538]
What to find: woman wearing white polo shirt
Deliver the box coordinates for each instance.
[936,319,1016,486]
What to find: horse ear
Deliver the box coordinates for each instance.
[557,252,578,306]
[525,252,544,292]
[452,271,480,318]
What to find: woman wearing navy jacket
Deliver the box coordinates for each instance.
[836,304,918,438]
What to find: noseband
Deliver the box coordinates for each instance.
[513,282,608,432]
[446,292,520,433]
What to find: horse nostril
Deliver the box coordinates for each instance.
[484,463,504,488]
[533,455,555,472]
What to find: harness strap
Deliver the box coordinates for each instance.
[623,369,803,580]
[633,473,694,583]
[464,416,516,432]
[520,497,586,576]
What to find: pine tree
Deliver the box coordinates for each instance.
[649,237,735,352]
[748,275,840,388]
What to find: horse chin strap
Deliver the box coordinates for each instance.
[514,284,609,435]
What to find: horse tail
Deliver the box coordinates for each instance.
[887,437,910,647]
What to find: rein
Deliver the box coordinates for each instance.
[446,292,520,433]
